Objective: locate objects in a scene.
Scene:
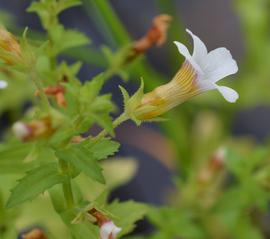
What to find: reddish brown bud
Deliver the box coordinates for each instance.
[35,85,67,107]
[197,148,226,184]
[88,208,122,239]
[133,14,172,54]
[71,135,83,143]
[22,229,47,239]
[88,208,109,226]
[13,116,55,141]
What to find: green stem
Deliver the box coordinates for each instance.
[30,70,50,111]
[95,113,129,140]
[59,159,75,209]
[62,179,74,209]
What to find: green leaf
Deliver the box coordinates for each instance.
[83,138,120,161]
[0,142,34,162]
[6,163,66,208]
[76,75,115,134]
[49,25,90,55]
[28,0,82,29]
[79,74,104,106]
[56,145,105,183]
[107,200,149,235]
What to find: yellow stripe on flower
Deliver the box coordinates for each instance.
[135,61,199,120]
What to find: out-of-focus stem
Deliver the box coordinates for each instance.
[30,70,50,111]
[58,159,75,209]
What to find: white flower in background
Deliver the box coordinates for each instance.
[132,29,239,121]
[174,29,239,103]
[100,221,122,239]
[0,80,8,89]
[12,122,31,140]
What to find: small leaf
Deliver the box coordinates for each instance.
[56,145,105,184]
[6,163,66,208]
[83,138,120,160]
[49,25,90,55]
[79,74,104,106]
[107,200,149,235]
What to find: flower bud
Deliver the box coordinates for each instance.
[35,85,67,107]
[88,208,122,239]
[22,229,47,239]
[12,117,54,141]
[0,27,22,65]
[12,122,32,141]
[132,14,172,54]
[198,147,226,184]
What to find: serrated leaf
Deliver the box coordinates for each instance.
[83,138,120,161]
[6,163,66,208]
[107,200,149,235]
[80,74,104,105]
[56,145,105,184]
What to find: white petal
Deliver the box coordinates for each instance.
[100,221,121,239]
[186,29,208,62]
[174,41,203,74]
[0,80,8,89]
[112,226,122,237]
[203,47,238,83]
[215,84,239,103]
[12,122,30,140]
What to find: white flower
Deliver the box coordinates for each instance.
[174,29,239,103]
[0,80,8,89]
[100,221,122,239]
[12,122,30,140]
[125,29,239,121]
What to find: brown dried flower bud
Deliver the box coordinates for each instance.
[88,208,122,239]
[132,14,172,54]
[22,229,47,239]
[0,27,22,64]
[197,148,226,184]
[35,85,67,107]
[88,208,109,226]
[12,116,55,141]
